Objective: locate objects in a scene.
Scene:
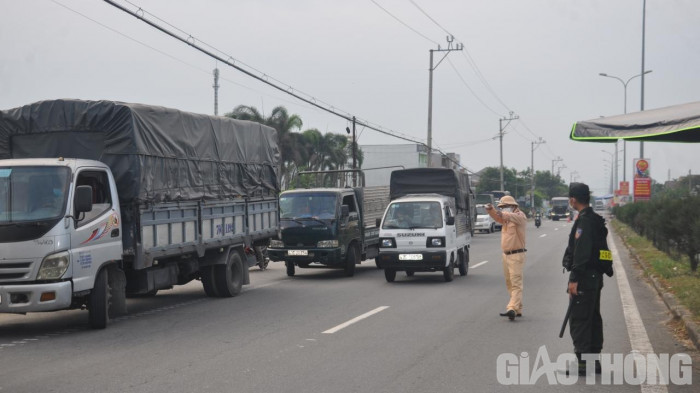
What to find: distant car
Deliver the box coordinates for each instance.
[594,200,605,211]
[474,204,501,233]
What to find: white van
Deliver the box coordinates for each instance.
[377,194,470,282]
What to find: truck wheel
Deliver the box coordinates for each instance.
[384,268,396,283]
[458,249,469,277]
[443,259,455,282]
[214,251,243,297]
[201,266,219,297]
[88,268,110,329]
[405,270,415,277]
[255,246,269,270]
[286,261,295,277]
[344,245,358,277]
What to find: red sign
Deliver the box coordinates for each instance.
[619,181,629,195]
[633,159,651,201]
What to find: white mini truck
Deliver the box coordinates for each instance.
[0,100,280,328]
[376,168,474,282]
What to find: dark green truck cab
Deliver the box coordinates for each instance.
[267,186,388,277]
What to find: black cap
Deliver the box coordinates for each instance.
[569,182,590,199]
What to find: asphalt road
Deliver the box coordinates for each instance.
[1,217,698,392]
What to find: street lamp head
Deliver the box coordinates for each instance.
[643,70,653,75]
[599,73,608,76]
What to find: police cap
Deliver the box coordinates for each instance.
[569,182,590,200]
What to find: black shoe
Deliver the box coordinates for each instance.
[565,363,587,376]
[499,312,523,317]
[505,310,516,320]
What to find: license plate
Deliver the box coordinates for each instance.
[287,250,308,256]
[399,254,423,261]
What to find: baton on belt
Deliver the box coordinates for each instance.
[559,290,583,338]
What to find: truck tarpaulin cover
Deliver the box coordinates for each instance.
[390,168,470,210]
[0,99,280,203]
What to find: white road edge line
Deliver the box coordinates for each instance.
[471,261,489,269]
[609,233,668,393]
[539,234,547,238]
[322,306,389,334]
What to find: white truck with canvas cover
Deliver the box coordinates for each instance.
[0,99,280,328]
[376,168,474,282]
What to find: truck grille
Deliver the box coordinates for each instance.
[0,260,33,282]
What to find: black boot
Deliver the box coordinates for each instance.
[565,352,587,376]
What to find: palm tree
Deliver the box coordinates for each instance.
[225,105,304,188]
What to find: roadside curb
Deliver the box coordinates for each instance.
[611,222,700,351]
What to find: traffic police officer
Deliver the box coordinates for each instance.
[563,182,611,375]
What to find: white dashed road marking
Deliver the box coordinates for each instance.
[471,261,489,269]
[323,306,389,334]
[539,234,547,238]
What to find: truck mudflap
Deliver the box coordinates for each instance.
[267,248,343,266]
[376,251,446,271]
[0,281,72,313]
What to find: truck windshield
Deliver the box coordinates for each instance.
[0,166,70,224]
[476,206,487,215]
[279,193,338,220]
[382,201,443,229]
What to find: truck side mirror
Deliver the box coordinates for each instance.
[446,216,455,226]
[74,185,93,214]
[376,217,381,227]
[341,205,349,218]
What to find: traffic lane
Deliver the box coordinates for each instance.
[0,234,527,393]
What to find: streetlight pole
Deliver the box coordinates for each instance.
[427,36,462,168]
[598,70,652,184]
[640,0,647,159]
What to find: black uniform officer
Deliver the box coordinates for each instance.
[563,182,608,375]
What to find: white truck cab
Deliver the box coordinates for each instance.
[0,158,123,317]
[377,194,470,282]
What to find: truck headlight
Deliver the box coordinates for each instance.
[317,240,339,248]
[427,237,445,247]
[37,251,70,280]
[380,238,396,248]
[269,239,284,248]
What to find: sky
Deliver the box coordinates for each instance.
[2,0,699,196]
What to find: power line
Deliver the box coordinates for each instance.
[101,0,428,147]
[446,58,502,117]
[369,0,438,45]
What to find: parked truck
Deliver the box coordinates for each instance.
[376,168,474,282]
[267,170,389,277]
[0,99,280,328]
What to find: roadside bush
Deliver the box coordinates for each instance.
[614,195,700,272]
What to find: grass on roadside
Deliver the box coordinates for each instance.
[612,219,700,325]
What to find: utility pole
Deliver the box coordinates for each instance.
[346,116,357,187]
[570,171,578,184]
[427,36,463,168]
[551,157,563,176]
[531,138,546,210]
[499,112,519,190]
[213,68,220,116]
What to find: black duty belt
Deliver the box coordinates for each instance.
[504,248,527,255]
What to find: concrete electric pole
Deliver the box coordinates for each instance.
[499,112,519,191]
[213,68,220,116]
[531,138,546,209]
[427,36,463,168]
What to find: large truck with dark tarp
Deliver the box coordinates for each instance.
[0,99,280,328]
